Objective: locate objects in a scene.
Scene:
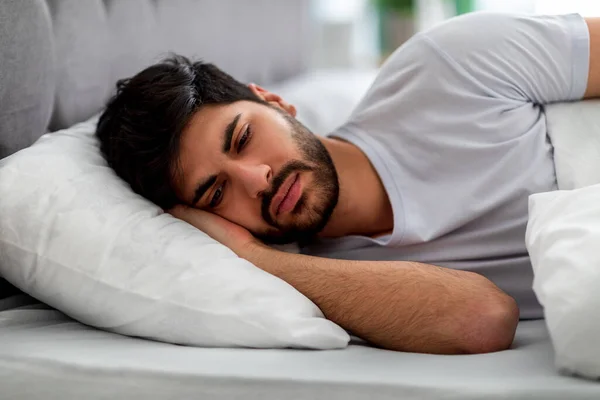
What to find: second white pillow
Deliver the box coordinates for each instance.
[527,184,600,379]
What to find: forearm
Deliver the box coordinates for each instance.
[167,207,519,354]
[247,245,519,354]
[585,18,600,99]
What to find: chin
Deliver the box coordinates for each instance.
[259,153,339,244]
[261,198,331,245]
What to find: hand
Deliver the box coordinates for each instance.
[168,205,263,259]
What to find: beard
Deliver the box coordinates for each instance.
[253,111,339,245]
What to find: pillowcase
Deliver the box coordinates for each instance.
[0,117,349,349]
[526,185,600,379]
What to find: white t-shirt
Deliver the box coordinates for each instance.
[301,12,590,319]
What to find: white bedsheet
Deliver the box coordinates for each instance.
[2,294,599,400]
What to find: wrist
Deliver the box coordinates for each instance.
[238,241,280,270]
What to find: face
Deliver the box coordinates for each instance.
[175,94,339,244]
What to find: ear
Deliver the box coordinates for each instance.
[248,83,297,117]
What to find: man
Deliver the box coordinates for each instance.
[96,12,600,355]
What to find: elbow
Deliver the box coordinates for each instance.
[461,293,520,354]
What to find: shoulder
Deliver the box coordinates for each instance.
[420,12,584,64]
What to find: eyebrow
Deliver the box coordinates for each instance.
[222,113,241,153]
[192,175,217,206]
[191,113,241,206]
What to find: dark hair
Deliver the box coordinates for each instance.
[96,54,266,209]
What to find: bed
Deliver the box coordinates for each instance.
[3,294,600,400]
[1,1,600,399]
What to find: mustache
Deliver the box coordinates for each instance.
[261,160,312,226]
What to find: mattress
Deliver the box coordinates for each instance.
[1,294,599,400]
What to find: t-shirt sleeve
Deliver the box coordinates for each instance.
[422,12,590,104]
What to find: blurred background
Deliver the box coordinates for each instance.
[311,0,600,69]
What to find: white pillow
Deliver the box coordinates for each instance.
[545,99,600,190]
[526,185,600,379]
[526,100,600,378]
[0,117,349,349]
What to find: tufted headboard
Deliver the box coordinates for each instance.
[0,0,312,160]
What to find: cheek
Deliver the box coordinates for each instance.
[256,120,298,158]
[218,187,267,231]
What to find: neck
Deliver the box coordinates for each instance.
[317,136,393,238]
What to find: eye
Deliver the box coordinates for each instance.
[237,125,252,152]
[209,181,225,208]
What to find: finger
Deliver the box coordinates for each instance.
[167,204,190,218]
[168,206,222,237]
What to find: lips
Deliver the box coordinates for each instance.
[270,173,299,218]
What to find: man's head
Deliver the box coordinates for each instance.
[97,55,339,244]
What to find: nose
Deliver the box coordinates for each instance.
[235,162,272,199]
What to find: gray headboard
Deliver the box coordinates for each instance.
[0,0,312,159]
